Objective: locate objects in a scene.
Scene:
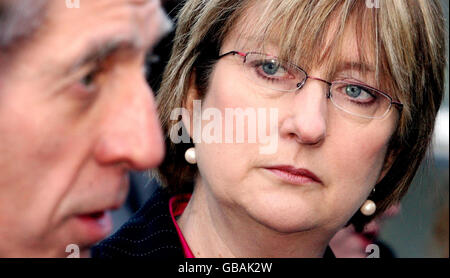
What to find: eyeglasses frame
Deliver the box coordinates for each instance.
[217,50,404,119]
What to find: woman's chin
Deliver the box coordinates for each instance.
[244,204,319,234]
[238,194,322,232]
[257,216,318,234]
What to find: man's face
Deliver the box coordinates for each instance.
[0,0,167,257]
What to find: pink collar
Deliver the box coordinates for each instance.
[169,194,195,258]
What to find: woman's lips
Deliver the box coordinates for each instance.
[264,165,323,185]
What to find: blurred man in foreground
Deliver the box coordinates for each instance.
[0,0,171,257]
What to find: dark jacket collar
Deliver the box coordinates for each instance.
[91,188,184,258]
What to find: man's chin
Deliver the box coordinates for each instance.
[43,211,114,258]
[68,211,113,246]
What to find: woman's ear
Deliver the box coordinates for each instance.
[182,70,200,138]
[183,70,199,113]
[377,148,400,183]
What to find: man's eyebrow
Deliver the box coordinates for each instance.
[68,13,172,75]
[68,35,144,74]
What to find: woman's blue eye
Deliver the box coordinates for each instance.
[346,85,362,98]
[262,61,280,75]
[341,84,375,103]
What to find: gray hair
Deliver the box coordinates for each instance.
[0,0,47,50]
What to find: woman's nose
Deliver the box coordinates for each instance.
[279,80,328,145]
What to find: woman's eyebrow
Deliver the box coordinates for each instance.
[335,61,375,74]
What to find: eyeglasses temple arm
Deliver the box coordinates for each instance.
[217,51,246,59]
[393,102,404,111]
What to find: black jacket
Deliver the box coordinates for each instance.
[91,188,335,258]
[91,188,184,258]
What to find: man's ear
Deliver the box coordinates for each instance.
[182,70,200,137]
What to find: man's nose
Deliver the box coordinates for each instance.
[94,74,165,171]
[279,80,328,145]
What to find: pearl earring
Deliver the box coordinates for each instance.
[360,188,376,216]
[184,147,197,164]
[360,200,376,216]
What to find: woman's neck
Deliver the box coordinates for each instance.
[177,180,333,258]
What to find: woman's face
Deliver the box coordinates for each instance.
[187,12,399,236]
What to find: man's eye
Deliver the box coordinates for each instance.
[81,71,95,86]
[79,68,100,91]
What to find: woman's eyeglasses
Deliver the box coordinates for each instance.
[218,51,403,119]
